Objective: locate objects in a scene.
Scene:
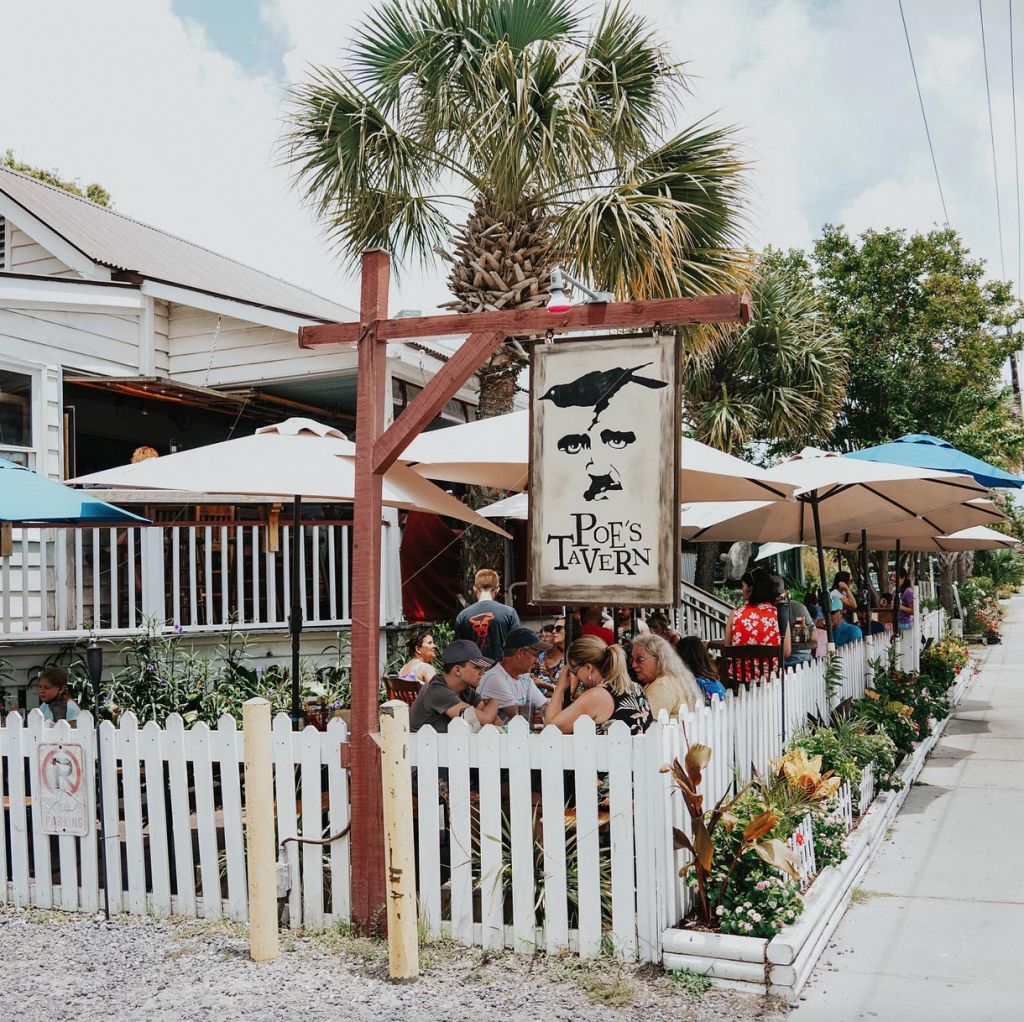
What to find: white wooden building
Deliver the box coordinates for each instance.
[0,167,481,686]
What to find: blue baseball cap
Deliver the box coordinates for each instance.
[830,594,843,612]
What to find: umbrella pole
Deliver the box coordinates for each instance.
[810,498,834,650]
[290,496,303,727]
[891,539,901,639]
[860,530,870,605]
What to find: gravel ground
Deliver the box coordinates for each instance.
[0,907,791,1022]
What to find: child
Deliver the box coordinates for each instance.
[675,636,727,703]
[37,667,80,724]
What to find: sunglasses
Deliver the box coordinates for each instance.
[553,625,565,632]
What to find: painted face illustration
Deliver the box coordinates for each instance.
[541,363,667,502]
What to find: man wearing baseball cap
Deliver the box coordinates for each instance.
[479,627,552,724]
[830,593,863,648]
[410,639,501,733]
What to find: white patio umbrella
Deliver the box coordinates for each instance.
[400,410,799,502]
[72,418,509,719]
[681,448,990,646]
[824,525,1018,553]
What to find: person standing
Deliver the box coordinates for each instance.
[478,628,551,724]
[453,569,520,662]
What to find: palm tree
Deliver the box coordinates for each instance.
[285,0,749,417]
[681,252,849,589]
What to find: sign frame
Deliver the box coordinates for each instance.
[527,332,680,606]
[37,739,91,837]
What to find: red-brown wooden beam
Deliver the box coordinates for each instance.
[299,291,751,348]
[348,249,390,933]
[372,331,504,474]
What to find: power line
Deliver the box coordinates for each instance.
[980,0,1007,279]
[897,0,949,224]
[1012,0,1021,296]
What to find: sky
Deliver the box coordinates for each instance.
[1,0,1023,317]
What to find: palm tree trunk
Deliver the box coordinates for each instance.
[694,542,720,593]
[937,552,957,616]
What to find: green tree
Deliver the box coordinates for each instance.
[2,149,112,207]
[284,0,748,418]
[682,251,849,588]
[812,224,1024,469]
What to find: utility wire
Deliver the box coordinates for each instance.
[980,0,1008,278]
[1012,0,1021,296]
[897,0,949,224]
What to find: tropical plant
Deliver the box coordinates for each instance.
[285,0,749,420]
[667,743,800,927]
[790,716,901,793]
[974,549,1024,595]
[681,251,848,458]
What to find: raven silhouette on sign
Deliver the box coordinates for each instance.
[539,363,668,428]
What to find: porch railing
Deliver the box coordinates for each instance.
[0,521,397,638]
[677,579,731,641]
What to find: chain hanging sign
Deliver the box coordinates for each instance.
[38,740,91,836]
[528,334,680,605]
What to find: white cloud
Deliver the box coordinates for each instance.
[1,0,1021,320]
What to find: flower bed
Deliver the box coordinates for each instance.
[661,649,973,999]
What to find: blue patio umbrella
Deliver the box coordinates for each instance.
[0,457,147,525]
[844,434,1023,490]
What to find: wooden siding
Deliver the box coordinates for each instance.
[0,305,139,375]
[167,306,357,386]
[7,225,78,278]
[153,298,170,375]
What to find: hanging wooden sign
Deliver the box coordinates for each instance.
[528,334,680,606]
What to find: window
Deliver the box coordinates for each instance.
[0,216,6,270]
[0,368,34,460]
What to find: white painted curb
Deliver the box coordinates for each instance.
[661,663,973,999]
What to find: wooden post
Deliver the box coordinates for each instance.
[349,249,391,932]
[380,700,419,980]
[243,698,279,962]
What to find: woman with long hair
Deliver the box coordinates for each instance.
[545,634,651,735]
[630,633,702,721]
[398,629,437,685]
[675,636,728,702]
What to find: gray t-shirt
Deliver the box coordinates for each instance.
[454,599,520,661]
[409,675,480,733]
[478,663,548,723]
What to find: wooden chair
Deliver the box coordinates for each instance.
[385,676,420,706]
[719,644,784,691]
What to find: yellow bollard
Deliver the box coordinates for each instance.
[380,699,419,981]
[243,698,279,962]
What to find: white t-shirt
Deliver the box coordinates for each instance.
[479,663,548,723]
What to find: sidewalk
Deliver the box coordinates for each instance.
[792,598,1024,1021]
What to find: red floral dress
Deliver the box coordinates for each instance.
[729,602,782,682]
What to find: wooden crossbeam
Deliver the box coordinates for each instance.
[299,292,751,347]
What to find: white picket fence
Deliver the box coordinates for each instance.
[1,630,901,960]
[0,709,351,929]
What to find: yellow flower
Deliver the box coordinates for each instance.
[865,690,880,700]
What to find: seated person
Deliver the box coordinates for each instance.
[539,623,555,646]
[856,602,888,637]
[830,595,863,647]
[545,635,652,735]
[409,640,500,733]
[630,633,701,721]
[37,667,80,724]
[579,605,614,645]
[397,629,438,685]
[772,575,813,667]
[478,627,552,724]
[647,611,680,646]
[725,568,790,680]
[675,636,728,702]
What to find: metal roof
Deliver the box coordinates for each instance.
[0,166,356,323]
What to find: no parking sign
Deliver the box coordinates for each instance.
[38,741,90,836]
